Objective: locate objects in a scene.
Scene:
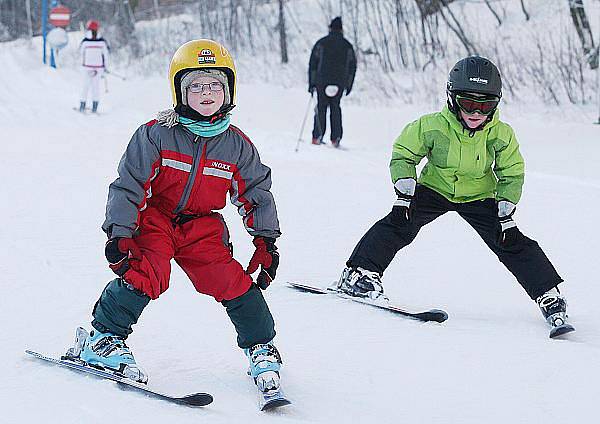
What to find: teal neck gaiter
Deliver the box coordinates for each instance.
[179,115,231,137]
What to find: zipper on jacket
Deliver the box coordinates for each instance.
[174,135,203,214]
[189,142,208,210]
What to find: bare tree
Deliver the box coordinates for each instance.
[437,0,476,55]
[520,0,530,21]
[111,0,138,49]
[567,0,598,69]
[484,0,502,27]
[25,0,33,37]
[0,0,29,40]
[415,0,457,18]
[279,0,288,63]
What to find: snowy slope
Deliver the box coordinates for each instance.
[1,39,600,424]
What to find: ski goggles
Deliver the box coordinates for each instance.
[455,94,499,115]
[188,82,224,93]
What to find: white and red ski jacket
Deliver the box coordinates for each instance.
[79,37,110,70]
[102,120,281,240]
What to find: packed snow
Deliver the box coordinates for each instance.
[1,32,599,423]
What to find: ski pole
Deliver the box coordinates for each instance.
[295,94,314,153]
[105,69,127,81]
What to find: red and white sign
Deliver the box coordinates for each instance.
[49,5,71,28]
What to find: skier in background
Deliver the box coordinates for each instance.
[66,39,285,395]
[308,16,356,148]
[79,19,109,113]
[336,56,572,335]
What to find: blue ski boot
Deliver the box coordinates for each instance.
[75,327,147,383]
[245,342,282,393]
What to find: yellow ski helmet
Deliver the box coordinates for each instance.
[168,39,236,108]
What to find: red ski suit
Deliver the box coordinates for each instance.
[102,120,281,301]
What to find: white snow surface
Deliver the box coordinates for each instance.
[1,40,599,424]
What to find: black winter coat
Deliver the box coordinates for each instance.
[308,32,357,92]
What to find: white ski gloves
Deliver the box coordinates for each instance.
[393,178,416,208]
[497,200,521,246]
[497,200,517,231]
[392,178,416,223]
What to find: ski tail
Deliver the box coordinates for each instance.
[549,323,575,339]
[257,387,291,411]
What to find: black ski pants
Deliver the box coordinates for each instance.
[347,185,562,300]
[312,85,343,141]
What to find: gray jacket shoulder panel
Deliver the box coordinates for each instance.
[102,122,161,238]
[226,126,281,239]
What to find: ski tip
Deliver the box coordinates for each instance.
[418,309,449,323]
[261,398,292,411]
[25,349,43,358]
[179,393,214,407]
[286,282,328,294]
[549,324,575,339]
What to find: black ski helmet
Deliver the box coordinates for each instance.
[447,56,502,98]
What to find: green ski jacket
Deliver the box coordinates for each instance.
[390,106,525,204]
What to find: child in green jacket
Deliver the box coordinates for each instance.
[337,56,572,336]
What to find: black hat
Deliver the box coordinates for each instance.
[329,16,342,31]
[447,56,502,98]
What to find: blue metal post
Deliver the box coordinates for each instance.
[50,48,56,68]
[42,0,48,64]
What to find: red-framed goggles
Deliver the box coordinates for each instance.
[455,94,499,115]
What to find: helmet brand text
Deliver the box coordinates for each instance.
[198,49,216,65]
[469,77,488,84]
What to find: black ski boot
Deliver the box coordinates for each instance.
[337,266,386,300]
[536,289,575,338]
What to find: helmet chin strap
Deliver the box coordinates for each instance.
[175,103,236,123]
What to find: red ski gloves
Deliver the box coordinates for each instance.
[105,237,142,276]
[246,237,279,290]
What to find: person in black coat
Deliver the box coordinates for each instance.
[308,16,357,148]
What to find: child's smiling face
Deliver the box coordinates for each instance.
[186,75,225,117]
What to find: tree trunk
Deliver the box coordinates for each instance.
[437,0,476,55]
[568,0,598,69]
[25,0,33,37]
[0,0,29,40]
[484,0,502,26]
[279,0,288,63]
[520,0,530,21]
